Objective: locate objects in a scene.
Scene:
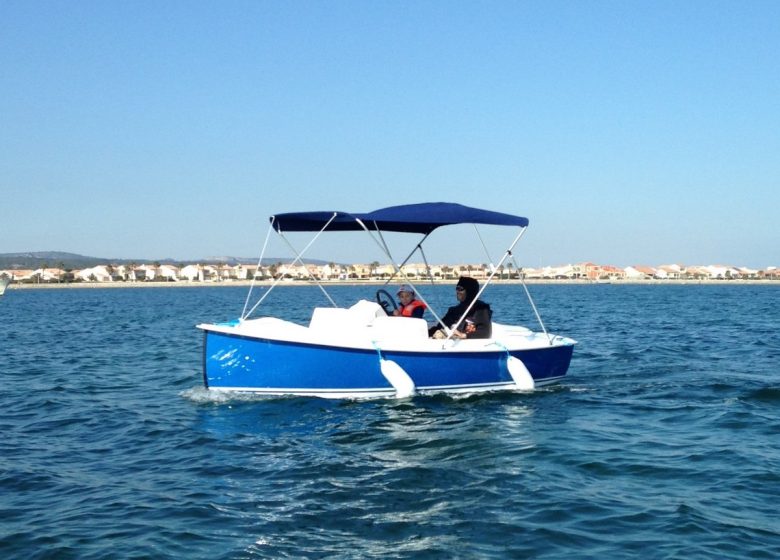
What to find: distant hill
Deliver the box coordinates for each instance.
[201,256,333,266]
[0,252,333,270]
[0,252,112,270]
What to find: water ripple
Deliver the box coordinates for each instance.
[2,285,780,558]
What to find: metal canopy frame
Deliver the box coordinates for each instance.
[240,204,552,344]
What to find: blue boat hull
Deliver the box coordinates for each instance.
[202,330,574,397]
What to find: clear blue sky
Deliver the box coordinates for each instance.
[2,1,778,268]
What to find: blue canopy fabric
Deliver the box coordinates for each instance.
[271,202,529,234]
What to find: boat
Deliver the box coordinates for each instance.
[197,202,576,398]
[0,275,11,296]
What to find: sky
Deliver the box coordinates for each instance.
[1,1,778,268]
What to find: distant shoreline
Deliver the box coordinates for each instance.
[6,278,780,290]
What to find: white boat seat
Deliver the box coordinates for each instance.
[369,315,429,341]
[348,299,385,324]
[309,300,385,331]
[309,308,352,330]
[491,322,533,337]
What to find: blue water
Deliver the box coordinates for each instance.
[2,284,779,559]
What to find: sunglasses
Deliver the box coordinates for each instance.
[455,286,465,292]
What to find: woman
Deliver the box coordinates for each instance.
[430,276,492,339]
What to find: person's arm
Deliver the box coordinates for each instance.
[466,306,492,339]
[439,306,457,327]
[429,306,456,337]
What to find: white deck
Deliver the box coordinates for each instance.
[199,300,574,353]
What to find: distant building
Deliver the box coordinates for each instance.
[625,266,656,280]
[76,265,114,282]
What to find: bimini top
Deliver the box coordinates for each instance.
[270,202,529,234]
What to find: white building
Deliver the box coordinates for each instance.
[157,264,180,281]
[180,264,203,282]
[76,265,113,282]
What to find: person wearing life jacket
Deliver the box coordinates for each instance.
[392,284,426,318]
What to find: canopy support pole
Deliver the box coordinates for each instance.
[382,235,430,287]
[473,224,496,269]
[511,254,552,344]
[443,226,528,341]
[242,220,274,319]
[417,246,436,287]
[355,220,445,330]
[243,213,338,319]
[384,233,437,289]
[277,234,338,307]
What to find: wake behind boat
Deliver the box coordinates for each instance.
[197,202,576,398]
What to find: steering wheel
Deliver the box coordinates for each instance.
[375,289,398,315]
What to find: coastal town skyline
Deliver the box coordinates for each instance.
[3,257,778,285]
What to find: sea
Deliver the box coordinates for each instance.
[1,283,779,559]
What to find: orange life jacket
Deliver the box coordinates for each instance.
[400,299,426,317]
